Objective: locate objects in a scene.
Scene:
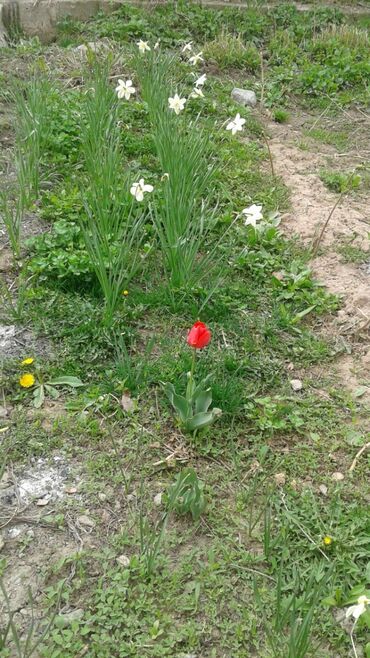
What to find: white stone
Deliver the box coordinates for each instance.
[231,88,257,107]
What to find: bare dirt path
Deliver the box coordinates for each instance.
[268,112,370,401]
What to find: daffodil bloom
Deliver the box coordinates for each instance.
[21,357,34,366]
[189,52,204,65]
[182,41,193,53]
[137,40,151,53]
[191,87,204,99]
[115,79,136,100]
[195,73,207,87]
[346,595,370,621]
[226,113,246,136]
[242,204,263,227]
[168,93,186,115]
[19,373,35,388]
[130,178,154,202]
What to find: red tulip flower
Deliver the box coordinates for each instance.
[187,321,211,349]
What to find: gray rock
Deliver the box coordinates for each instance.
[231,88,257,107]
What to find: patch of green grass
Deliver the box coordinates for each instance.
[273,108,290,123]
[337,242,369,264]
[320,168,362,193]
[203,32,260,71]
[304,127,350,151]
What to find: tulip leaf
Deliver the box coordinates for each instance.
[185,411,215,432]
[195,388,212,414]
[194,374,212,398]
[47,376,84,388]
[161,382,175,404]
[172,393,191,423]
[186,372,196,401]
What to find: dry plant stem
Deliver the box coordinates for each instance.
[311,170,356,257]
[311,192,347,257]
[262,131,275,178]
[260,51,265,108]
[349,442,370,472]
[350,623,359,658]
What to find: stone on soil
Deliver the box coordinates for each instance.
[231,88,257,107]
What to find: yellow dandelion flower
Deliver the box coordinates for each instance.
[122,290,129,296]
[323,535,333,546]
[21,357,34,366]
[19,373,35,388]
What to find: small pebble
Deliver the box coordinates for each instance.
[153,492,163,507]
[8,527,22,539]
[332,472,344,482]
[290,379,303,392]
[116,555,130,567]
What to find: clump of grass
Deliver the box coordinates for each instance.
[273,108,290,123]
[337,243,369,264]
[313,23,370,50]
[306,127,349,151]
[320,169,361,193]
[13,71,54,207]
[203,31,260,71]
[1,70,53,259]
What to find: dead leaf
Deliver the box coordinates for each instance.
[36,498,49,506]
[65,487,78,494]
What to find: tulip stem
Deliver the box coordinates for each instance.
[190,349,196,381]
[186,349,197,403]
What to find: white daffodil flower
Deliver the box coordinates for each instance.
[137,40,151,53]
[130,178,154,202]
[115,79,136,100]
[345,595,370,621]
[226,113,246,136]
[242,204,263,227]
[182,42,193,53]
[189,51,204,65]
[190,87,204,99]
[195,73,207,87]
[168,93,186,115]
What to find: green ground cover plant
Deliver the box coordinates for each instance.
[0,3,369,658]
